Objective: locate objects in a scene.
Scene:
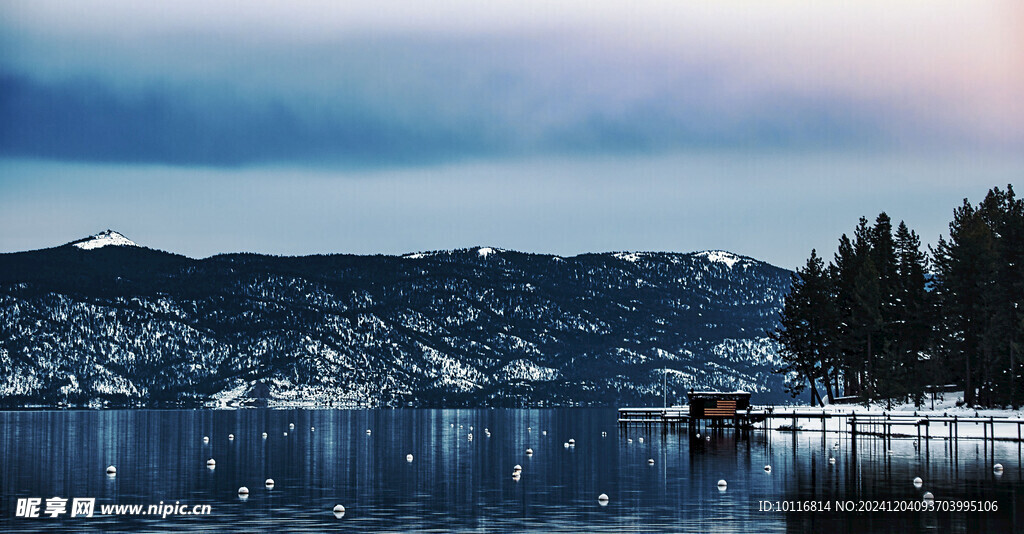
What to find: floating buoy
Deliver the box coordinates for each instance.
[717,480,727,491]
[638,437,644,444]
[228,434,235,441]
[459,425,463,429]
[764,465,772,473]
[648,458,655,465]
[283,432,288,437]
[311,426,315,432]
[513,464,522,472]
[289,423,295,430]
[262,432,268,439]
[470,426,474,431]
[923,492,934,502]
[406,454,414,462]
[333,504,346,518]
[526,448,533,456]
[484,428,489,433]
[696,433,701,439]
[994,463,1004,473]
[542,431,547,436]
[527,427,531,432]
[106,465,116,476]
[238,486,249,496]
[203,436,209,444]
[598,493,610,505]
[451,424,454,428]
[564,442,570,448]
[206,458,216,469]
[265,478,275,488]
[913,477,923,488]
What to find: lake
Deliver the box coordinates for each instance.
[1,408,1022,532]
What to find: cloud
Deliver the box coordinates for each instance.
[1,1,1021,167]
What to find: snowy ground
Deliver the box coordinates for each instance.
[756,391,1024,440]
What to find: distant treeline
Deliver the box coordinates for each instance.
[773,185,1023,408]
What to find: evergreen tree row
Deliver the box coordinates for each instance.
[772,185,1023,408]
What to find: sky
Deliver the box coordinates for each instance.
[1,1,1022,269]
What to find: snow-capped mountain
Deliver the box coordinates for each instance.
[68,229,138,250]
[0,233,793,407]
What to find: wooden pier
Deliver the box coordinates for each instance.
[618,405,1024,443]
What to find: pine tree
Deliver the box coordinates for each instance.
[772,250,837,406]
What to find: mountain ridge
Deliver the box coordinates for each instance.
[0,231,793,408]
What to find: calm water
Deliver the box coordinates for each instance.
[1,409,1022,532]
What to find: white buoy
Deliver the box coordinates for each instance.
[311,426,315,432]
[696,433,701,439]
[994,463,1004,473]
[333,504,346,518]
[262,432,268,439]
[913,477,923,488]
[106,465,116,476]
[406,454,414,462]
[598,493,610,505]
[542,430,547,436]
[206,458,216,469]
[526,448,533,455]
[923,492,934,502]
[527,427,531,432]
[484,428,489,433]
[238,486,249,496]
[451,424,454,428]
[717,480,727,491]
[228,434,235,441]
[283,432,288,436]
[265,478,275,488]
[648,458,655,465]
[638,437,644,444]
[764,465,772,473]
[514,464,522,472]
[203,436,209,444]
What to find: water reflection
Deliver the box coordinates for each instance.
[0,409,1021,532]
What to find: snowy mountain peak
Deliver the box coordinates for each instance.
[71,230,138,250]
[695,250,743,268]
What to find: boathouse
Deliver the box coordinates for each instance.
[687,391,751,419]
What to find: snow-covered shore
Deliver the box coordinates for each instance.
[759,391,1024,440]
